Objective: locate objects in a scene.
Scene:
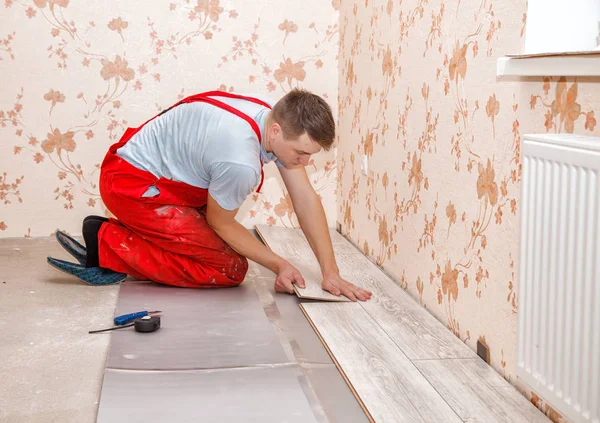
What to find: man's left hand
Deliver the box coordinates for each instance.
[321,273,372,302]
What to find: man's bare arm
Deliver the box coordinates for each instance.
[278,165,337,274]
[206,194,305,293]
[278,165,372,301]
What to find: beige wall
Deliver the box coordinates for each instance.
[337,0,599,421]
[0,0,340,237]
[2,0,598,420]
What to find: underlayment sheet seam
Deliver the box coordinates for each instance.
[105,361,299,372]
[249,272,330,422]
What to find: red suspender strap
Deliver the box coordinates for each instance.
[193,96,264,143]
[195,95,269,193]
[200,91,273,109]
[137,91,271,193]
[151,91,271,192]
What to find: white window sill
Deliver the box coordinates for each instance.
[497,51,600,76]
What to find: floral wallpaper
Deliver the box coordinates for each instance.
[337,0,599,421]
[0,0,340,237]
[2,0,597,420]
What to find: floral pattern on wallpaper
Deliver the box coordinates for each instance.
[0,0,340,236]
[338,0,599,422]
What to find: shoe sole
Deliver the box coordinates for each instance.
[47,261,125,286]
[55,230,87,265]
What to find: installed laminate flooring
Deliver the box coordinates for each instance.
[259,225,550,423]
[337,260,476,360]
[300,302,463,423]
[413,358,550,423]
[256,224,476,360]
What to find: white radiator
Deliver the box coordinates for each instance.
[519,134,600,423]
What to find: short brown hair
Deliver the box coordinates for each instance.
[271,88,335,150]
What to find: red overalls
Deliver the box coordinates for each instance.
[97,91,271,288]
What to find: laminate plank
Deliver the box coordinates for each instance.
[97,366,318,423]
[257,224,475,359]
[414,358,550,422]
[338,260,477,360]
[255,224,358,261]
[295,226,361,251]
[107,281,289,370]
[255,224,350,302]
[300,302,463,423]
[326,231,369,257]
[255,224,350,265]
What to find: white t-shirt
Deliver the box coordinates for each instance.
[116,92,284,210]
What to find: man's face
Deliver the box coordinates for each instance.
[271,125,322,167]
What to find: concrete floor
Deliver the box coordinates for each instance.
[0,236,367,423]
[0,237,119,423]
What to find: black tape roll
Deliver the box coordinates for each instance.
[134,315,161,333]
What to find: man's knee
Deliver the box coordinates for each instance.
[225,256,248,285]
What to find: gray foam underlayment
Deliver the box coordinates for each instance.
[97,367,317,423]
[106,282,289,370]
[96,277,369,422]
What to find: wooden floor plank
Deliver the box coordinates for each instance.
[300,302,463,423]
[255,224,349,302]
[339,259,477,360]
[257,224,475,359]
[414,358,550,422]
[259,225,548,422]
[296,226,361,251]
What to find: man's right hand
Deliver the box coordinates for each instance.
[274,260,306,294]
